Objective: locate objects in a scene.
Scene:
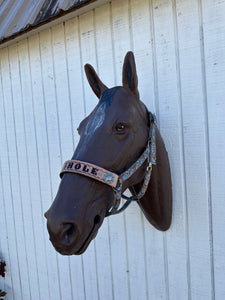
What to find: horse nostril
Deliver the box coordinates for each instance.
[63,223,76,245]
[94,215,101,225]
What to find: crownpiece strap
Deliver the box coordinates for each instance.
[60,160,119,188]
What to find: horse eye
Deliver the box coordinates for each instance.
[115,123,127,132]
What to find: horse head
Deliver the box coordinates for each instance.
[45,52,172,255]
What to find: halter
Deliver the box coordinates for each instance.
[60,112,157,216]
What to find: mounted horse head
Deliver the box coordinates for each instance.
[45,51,172,255]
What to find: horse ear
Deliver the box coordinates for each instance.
[84,64,108,99]
[122,51,139,98]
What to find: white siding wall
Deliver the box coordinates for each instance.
[0,0,225,299]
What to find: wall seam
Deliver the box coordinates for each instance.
[38,30,62,300]
[17,40,41,300]
[62,21,75,300]
[77,15,87,300]
[172,1,191,299]
[198,1,215,299]
[27,35,51,300]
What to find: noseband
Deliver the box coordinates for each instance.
[60,112,157,216]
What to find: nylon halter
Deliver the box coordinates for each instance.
[60,112,157,216]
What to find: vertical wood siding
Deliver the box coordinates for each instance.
[0,0,225,299]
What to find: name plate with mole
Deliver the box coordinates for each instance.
[60,160,119,188]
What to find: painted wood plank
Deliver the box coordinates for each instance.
[0,46,31,300]
[94,4,116,300]
[78,10,100,300]
[64,16,86,300]
[201,0,225,299]
[17,38,51,300]
[51,23,74,159]
[151,0,190,298]
[130,1,169,299]
[111,0,131,84]
[64,17,86,146]
[29,32,61,300]
[0,165,13,300]
[95,3,115,84]
[130,0,156,109]
[110,1,135,300]
[111,1,152,300]
[0,64,16,300]
[39,26,76,298]
[51,23,75,300]
[79,10,99,115]
[8,42,42,300]
[175,0,213,299]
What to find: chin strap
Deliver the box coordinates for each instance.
[60,112,157,217]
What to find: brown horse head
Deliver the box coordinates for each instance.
[44,52,172,255]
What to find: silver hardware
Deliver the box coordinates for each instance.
[147,162,152,171]
[104,173,114,184]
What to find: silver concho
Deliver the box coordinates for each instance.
[104,173,114,184]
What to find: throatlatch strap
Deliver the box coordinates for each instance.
[60,160,119,188]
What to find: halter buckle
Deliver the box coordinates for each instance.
[147,161,152,172]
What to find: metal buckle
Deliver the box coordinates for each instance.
[147,161,152,172]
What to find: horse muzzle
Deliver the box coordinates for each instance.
[44,207,104,255]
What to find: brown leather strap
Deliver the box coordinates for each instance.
[60,160,119,188]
